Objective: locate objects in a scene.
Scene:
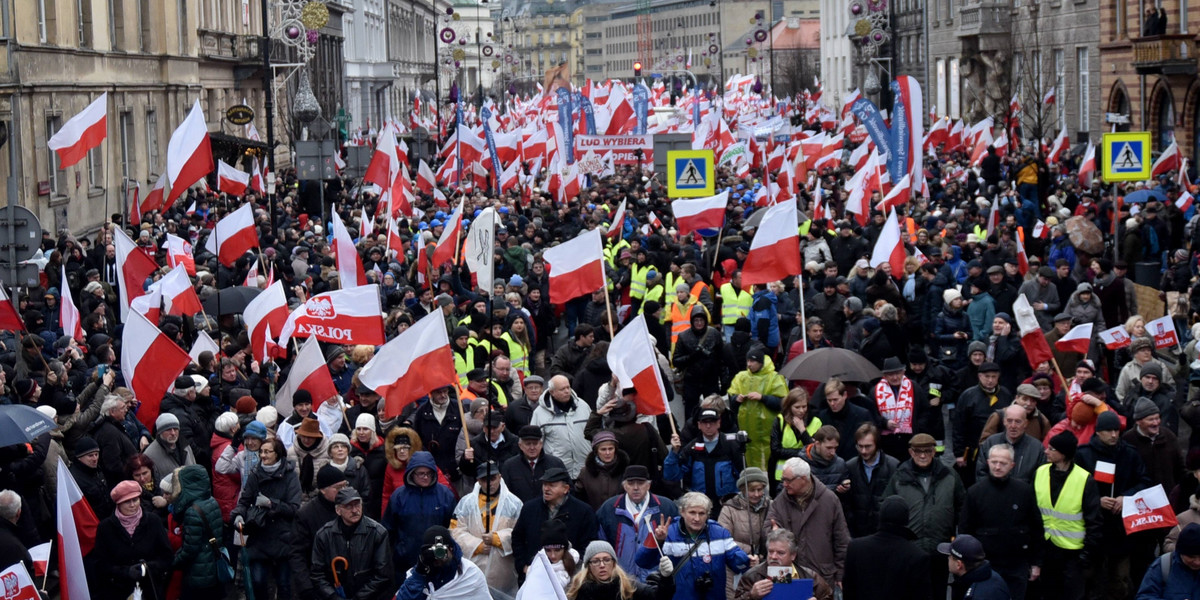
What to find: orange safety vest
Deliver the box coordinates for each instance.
[670,299,700,348]
[905,217,918,244]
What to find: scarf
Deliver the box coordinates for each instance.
[874,378,914,434]
[117,506,142,536]
[261,460,282,474]
[297,438,318,493]
[330,458,349,472]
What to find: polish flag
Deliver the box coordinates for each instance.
[130,285,162,328]
[876,172,912,213]
[672,191,728,235]
[1046,126,1069,164]
[48,92,108,169]
[985,194,1000,237]
[811,183,826,220]
[1055,323,1093,354]
[156,266,203,316]
[217,160,250,196]
[869,209,907,278]
[1148,314,1180,349]
[244,280,289,363]
[0,283,25,331]
[1032,219,1050,239]
[1177,190,1195,212]
[1122,485,1178,534]
[1152,140,1182,177]
[331,210,367,288]
[607,314,670,416]
[1078,142,1097,186]
[1042,86,1056,106]
[742,200,801,287]
[432,200,464,267]
[386,212,405,260]
[358,310,457,418]
[1098,325,1132,349]
[60,266,83,341]
[606,198,627,240]
[165,233,196,275]
[57,458,99,600]
[275,336,339,417]
[202,202,258,266]
[165,100,214,205]
[250,158,265,194]
[925,117,948,150]
[1094,460,1116,484]
[141,173,167,215]
[277,285,386,347]
[244,259,259,287]
[122,309,192,430]
[189,330,220,364]
[28,541,51,577]
[498,160,521,194]
[1,562,40,600]
[113,227,158,321]
[543,228,605,303]
[648,211,663,230]
[417,159,436,194]
[1015,294,1054,368]
[127,183,141,226]
[364,123,400,189]
[1015,231,1030,275]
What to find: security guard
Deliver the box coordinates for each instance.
[669,283,704,349]
[451,326,473,388]
[718,270,752,341]
[628,248,653,313]
[1035,431,1101,600]
[640,269,665,317]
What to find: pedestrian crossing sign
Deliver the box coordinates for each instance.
[1101,131,1152,182]
[667,150,715,198]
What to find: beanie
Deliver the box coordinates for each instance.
[1070,401,1096,425]
[235,396,258,415]
[582,540,617,566]
[1049,430,1078,459]
[155,413,180,434]
[1095,410,1122,432]
[256,406,279,428]
[1179,523,1200,556]
[943,288,962,305]
[355,413,377,431]
[1133,397,1161,421]
[75,436,100,457]
[243,421,268,440]
[316,464,347,490]
[215,412,239,435]
[737,467,769,489]
[878,495,911,532]
[329,433,350,448]
[968,341,987,356]
[540,519,569,547]
[293,390,313,407]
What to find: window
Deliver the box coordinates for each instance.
[119,111,133,180]
[1076,47,1089,132]
[1053,49,1064,127]
[139,0,150,51]
[77,0,92,47]
[87,146,102,188]
[1182,0,1188,33]
[37,0,47,42]
[950,58,960,118]
[46,116,66,195]
[177,0,187,54]
[936,59,946,117]
[1013,52,1024,99]
[146,110,159,173]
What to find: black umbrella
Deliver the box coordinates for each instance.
[0,404,56,447]
[201,286,262,316]
[778,347,882,382]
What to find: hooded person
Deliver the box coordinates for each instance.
[843,496,931,600]
[727,346,788,473]
[671,306,725,419]
[449,461,524,595]
[169,465,227,597]
[382,450,458,582]
[394,525,491,600]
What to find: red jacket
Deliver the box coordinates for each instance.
[209,433,240,522]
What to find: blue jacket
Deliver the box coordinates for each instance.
[748,290,780,349]
[634,519,750,600]
[664,435,742,503]
[1137,553,1200,600]
[393,535,467,600]
[382,452,457,572]
[1047,236,1076,271]
[950,561,1010,600]
[946,246,969,284]
[596,493,680,581]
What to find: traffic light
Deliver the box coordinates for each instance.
[633,62,642,77]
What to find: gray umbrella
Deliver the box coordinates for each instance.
[778,347,883,382]
[0,404,56,447]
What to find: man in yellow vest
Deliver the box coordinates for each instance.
[628,249,653,314]
[718,270,752,341]
[1036,431,1101,600]
[662,261,684,321]
[640,269,664,316]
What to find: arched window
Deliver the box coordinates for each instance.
[1157,91,1175,150]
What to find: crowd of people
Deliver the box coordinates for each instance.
[0,124,1199,600]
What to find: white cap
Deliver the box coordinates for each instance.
[355,413,376,430]
[36,405,57,422]
[257,406,279,428]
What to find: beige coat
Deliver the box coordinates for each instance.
[450,481,523,596]
[1164,494,1200,553]
[719,493,773,599]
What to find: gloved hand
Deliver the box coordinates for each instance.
[234,515,245,531]
[659,556,674,577]
[255,494,272,508]
[126,563,144,580]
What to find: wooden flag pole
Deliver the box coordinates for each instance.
[601,256,615,336]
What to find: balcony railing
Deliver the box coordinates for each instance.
[956,4,1010,37]
[1131,34,1198,75]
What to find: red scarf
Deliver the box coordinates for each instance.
[875,378,914,434]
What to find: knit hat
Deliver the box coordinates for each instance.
[14,379,36,401]
[293,390,313,407]
[235,396,257,414]
[1130,337,1154,354]
[215,412,239,435]
[110,480,142,504]
[540,520,569,548]
[256,406,278,428]
[1048,430,1078,459]
[1095,410,1122,432]
[1133,397,1160,421]
[355,414,376,430]
[746,347,766,364]
[174,375,194,391]
[943,288,962,305]
[155,413,180,434]
[1070,401,1097,425]
[243,421,268,440]
[878,495,912,536]
[75,436,99,457]
[316,464,347,490]
[1178,523,1200,556]
[582,540,617,565]
[967,341,987,356]
[329,433,351,448]
[845,297,863,313]
[1140,361,1163,380]
[737,467,769,489]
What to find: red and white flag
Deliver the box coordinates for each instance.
[1122,484,1178,534]
[275,336,339,417]
[671,191,728,235]
[1,562,41,600]
[60,266,83,341]
[869,209,908,278]
[0,282,24,331]
[166,233,196,275]
[876,172,912,213]
[113,227,158,321]
[202,202,258,267]
[1015,231,1030,276]
[250,157,265,194]
[156,266,203,316]
[1032,219,1050,239]
[127,183,141,226]
[358,310,457,418]
[432,200,464,268]
[1152,140,1181,177]
[217,159,250,196]
[606,198,627,240]
[47,92,108,169]
[243,280,289,363]
[648,211,664,230]
[607,314,670,416]
[1178,190,1195,212]
[1094,460,1116,484]
[130,285,162,325]
[189,330,220,365]
[28,541,51,577]
[56,458,98,600]
[277,285,386,347]
[1015,294,1054,368]
[1042,86,1056,106]
[985,194,1001,237]
[1098,325,1132,349]
[140,173,167,215]
[1055,323,1093,354]
[121,310,191,430]
[1046,126,1069,164]
[742,200,801,287]
[1078,142,1097,186]
[1148,315,1179,349]
[244,259,260,287]
[416,159,436,194]
[165,99,214,205]
[543,228,605,303]
[331,210,367,288]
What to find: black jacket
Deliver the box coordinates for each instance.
[960,474,1044,569]
[818,403,876,460]
[673,322,725,385]
[457,430,519,479]
[844,453,900,537]
[91,415,138,485]
[87,512,173,600]
[844,526,930,600]
[1075,436,1151,547]
[953,385,1013,460]
[70,461,115,519]
[311,517,394,600]
[232,461,303,561]
[573,574,674,600]
[950,561,1010,600]
[500,452,567,503]
[160,392,216,466]
[405,400,466,483]
[291,495,338,600]
[0,518,31,573]
[511,494,598,569]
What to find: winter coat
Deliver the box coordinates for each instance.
[529,388,593,479]
[91,414,138,484]
[572,574,675,600]
[950,561,1010,600]
[1075,435,1152,547]
[1065,289,1106,330]
[350,433,388,519]
[974,433,1046,484]
[1137,551,1200,600]
[882,459,966,554]
[844,453,900,537]
[160,392,214,467]
[512,493,598,569]
[748,290,780,349]
[143,437,196,484]
[288,435,331,498]
[843,526,930,600]
[664,432,743,505]
[635,519,750,600]
[311,516,393,600]
[817,402,876,460]
[70,461,114,519]
[764,479,851,583]
[718,493,772,599]
[170,465,226,589]
[965,292,996,342]
[727,356,787,473]
[500,451,568,503]
[1017,279,1062,331]
[291,495,338,600]
[381,451,457,574]
[803,444,849,488]
[960,474,1044,570]
[88,510,173,600]
[209,433,240,522]
[597,493,680,581]
[449,480,523,595]
[231,459,303,561]
[405,398,468,485]
[735,561,834,600]
[954,385,1014,462]
[1164,494,1200,553]
[1116,358,1176,404]
[1122,426,1185,495]
[933,306,972,359]
[380,427,451,515]
[575,448,630,510]
[573,356,612,409]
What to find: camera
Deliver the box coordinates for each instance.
[725,431,750,451]
[417,540,452,575]
[694,573,714,595]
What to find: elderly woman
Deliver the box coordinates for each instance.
[92,394,139,483]
[231,437,302,600]
[718,468,773,599]
[638,492,754,600]
[568,540,675,600]
[326,432,371,500]
[88,480,173,600]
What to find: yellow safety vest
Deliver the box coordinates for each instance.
[630,263,651,300]
[663,272,683,313]
[453,349,471,387]
[1034,463,1089,550]
[641,284,664,316]
[500,332,529,376]
[490,380,511,407]
[773,415,823,481]
[719,282,752,326]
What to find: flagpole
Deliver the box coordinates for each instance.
[710,226,724,271]
[39,538,53,591]
[601,256,615,336]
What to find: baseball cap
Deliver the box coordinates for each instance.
[937,535,986,562]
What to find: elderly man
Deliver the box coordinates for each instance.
[870,357,934,459]
[450,462,523,596]
[1116,337,1175,403]
[1123,397,1185,500]
[961,444,1044,600]
[529,375,592,479]
[511,467,598,572]
[0,490,31,573]
[735,529,833,600]
[160,374,215,468]
[143,413,197,482]
[765,457,850,587]
[292,466,348,600]
[597,465,680,581]
[975,405,1046,484]
[312,488,393,600]
[1019,267,1062,330]
[504,375,543,432]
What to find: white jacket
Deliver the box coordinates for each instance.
[529,388,593,479]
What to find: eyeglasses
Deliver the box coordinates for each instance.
[588,557,615,566]
[780,476,799,484]
[911,448,935,456]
